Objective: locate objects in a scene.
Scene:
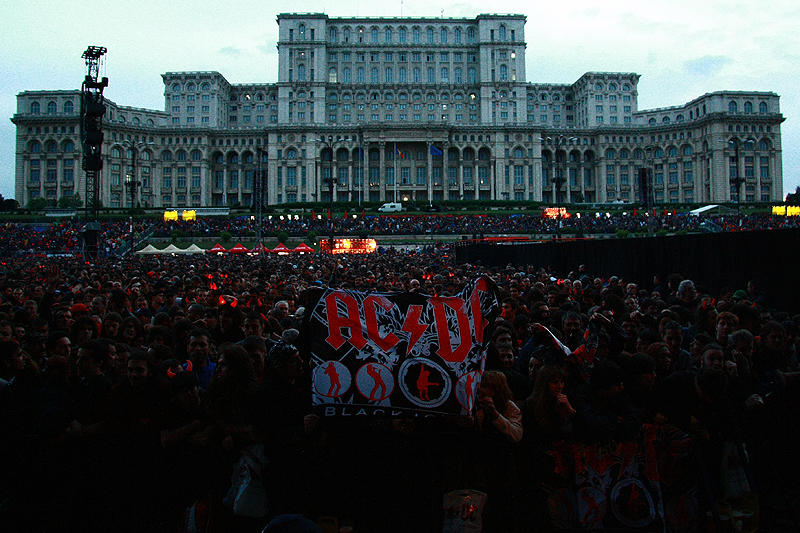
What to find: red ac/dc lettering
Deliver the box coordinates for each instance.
[322,288,486,364]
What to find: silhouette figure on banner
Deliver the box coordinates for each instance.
[416,363,439,401]
[367,363,386,401]
[325,361,341,397]
[464,373,476,410]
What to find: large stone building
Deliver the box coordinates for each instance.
[12,13,785,208]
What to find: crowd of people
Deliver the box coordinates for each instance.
[1,248,799,532]
[2,211,799,257]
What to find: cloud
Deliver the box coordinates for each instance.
[683,55,732,76]
[218,46,242,56]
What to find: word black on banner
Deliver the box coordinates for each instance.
[301,277,500,417]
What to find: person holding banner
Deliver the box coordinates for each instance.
[470,370,523,532]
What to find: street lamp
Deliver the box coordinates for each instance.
[545,136,577,239]
[319,135,337,254]
[122,140,153,254]
[727,139,755,215]
[254,146,266,253]
[642,145,656,236]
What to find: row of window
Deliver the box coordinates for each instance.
[325,50,478,65]
[646,100,771,125]
[324,25,486,45]
[325,65,480,84]
[169,81,213,93]
[28,101,74,115]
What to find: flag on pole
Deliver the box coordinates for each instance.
[395,146,405,159]
[430,145,443,157]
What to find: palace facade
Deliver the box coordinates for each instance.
[12,13,785,208]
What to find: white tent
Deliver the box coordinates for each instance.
[184,244,206,254]
[162,244,199,254]
[688,205,719,216]
[135,244,160,254]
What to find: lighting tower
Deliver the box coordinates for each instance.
[79,45,108,258]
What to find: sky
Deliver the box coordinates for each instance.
[2,0,798,201]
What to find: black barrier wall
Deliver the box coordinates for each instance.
[455,229,800,310]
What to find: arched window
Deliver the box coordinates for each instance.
[454,28,462,43]
[371,27,378,43]
[329,69,338,83]
[633,149,643,159]
[758,139,770,151]
[426,27,434,43]
[385,67,393,83]
[111,147,121,158]
[177,150,187,161]
[468,68,476,84]
[299,24,306,39]
[298,64,306,81]
[162,150,173,162]
[728,101,738,114]
[286,148,298,160]
[171,83,181,92]
[357,67,365,83]
[609,83,617,91]
[343,28,350,42]
[654,148,664,158]
[499,25,506,41]
[371,67,378,83]
[385,28,392,42]
[759,102,768,114]
[467,27,476,42]
[141,150,151,161]
[201,82,211,91]
[329,28,337,43]
[440,27,448,43]
[499,64,507,81]
[744,101,753,113]
[619,149,629,159]
[605,149,616,159]
[186,82,196,91]
[63,101,74,114]
[45,140,58,153]
[512,147,523,158]
[399,67,407,83]
[399,27,406,43]
[682,145,693,156]
[662,116,670,124]
[413,27,420,43]
[30,102,40,114]
[649,118,656,125]
[343,68,351,83]
[62,140,75,153]
[676,114,684,123]
[668,146,678,157]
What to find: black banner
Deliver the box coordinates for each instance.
[301,277,500,417]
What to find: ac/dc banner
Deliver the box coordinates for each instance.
[546,424,698,531]
[300,277,500,417]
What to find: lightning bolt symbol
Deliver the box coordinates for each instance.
[401,304,428,355]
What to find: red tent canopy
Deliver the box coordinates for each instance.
[251,242,270,253]
[228,242,250,254]
[206,243,228,254]
[293,242,315,254]
[271,243,292,254]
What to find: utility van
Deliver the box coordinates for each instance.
[378,202,403,212]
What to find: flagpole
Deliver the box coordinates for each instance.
[393,141,398,203]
